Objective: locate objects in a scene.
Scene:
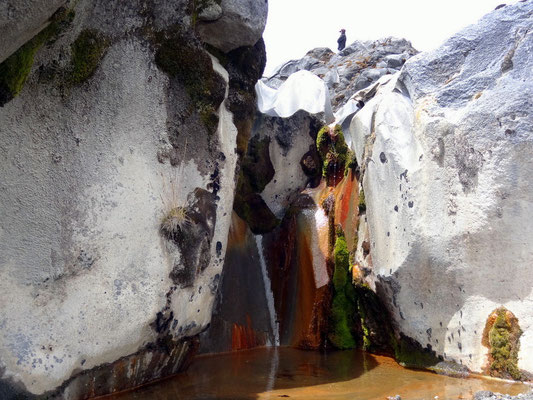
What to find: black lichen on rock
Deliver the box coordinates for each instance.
[233,135,279,234]
[160,189,217,288]
[155,26,225,136]
[225,39,267,155]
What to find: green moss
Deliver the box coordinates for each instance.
[316,125,350,182]
[391,333,440,369]
[0,8,74,105]
[69,29,110,86]
[488,308,522,380]
[345,149,358,176]
[155,26,225,135]
[358,189,366,214]
[329,230,357,349]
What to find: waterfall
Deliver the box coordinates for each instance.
[255,235,280,347]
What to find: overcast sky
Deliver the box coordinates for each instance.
[263,0,514,76]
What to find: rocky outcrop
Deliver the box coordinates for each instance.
[349,0,533,377]
[197,0,268,52]
[0,0,266,398]
[265,37,418,111]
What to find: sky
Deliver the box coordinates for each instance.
[263,0,514,76]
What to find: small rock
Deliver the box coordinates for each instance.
[198,3,222,21]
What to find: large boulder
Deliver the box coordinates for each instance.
[0,0,266,398]
[197,0,268,52]
[349,0,533,377]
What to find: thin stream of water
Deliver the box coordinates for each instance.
[255,235,280,347]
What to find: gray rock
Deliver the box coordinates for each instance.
[0,0,67,63]
[265,37,418,111]
[349,0,533,376]
[197,0,268,52]
[473,391,533,400]
[198,1,223,21]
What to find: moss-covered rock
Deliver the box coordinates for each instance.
[69,29,110,86]
[329,230,357,349]
[483,307,523,380]
[0,8,74,106]
[155,26,226,136]
[391,332,441,369]
[316,125,349,185]
[358,188,366,214]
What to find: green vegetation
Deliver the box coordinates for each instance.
[160,207,191,241]
[358,188,366,214]
[391,333,440,369]
[488,308,522,380]
[0,8,74,105]
[345,149,357,176]
[329,230,357,349]
[316,125,350,181]
[69,29,110,86]
[155,26,225,135]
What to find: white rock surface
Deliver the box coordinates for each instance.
[349,1,533,374]
[0,0,259,395]
[257,70,334,123]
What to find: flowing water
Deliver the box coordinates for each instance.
[255,235,280,347]
[110,347,530,400]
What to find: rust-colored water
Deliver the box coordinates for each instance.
[110,347,529,400]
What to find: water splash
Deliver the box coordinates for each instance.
[255,235,280,347]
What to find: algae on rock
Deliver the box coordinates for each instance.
[316,125,349,185]
[329,229,357,349]
[69,29,110,86]
[483,307,523,380]
[0,8,74,106]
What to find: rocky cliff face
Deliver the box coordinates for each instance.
[0,0,266,398]
[2,0,532,397]
[349,0,533,379]
[203,0,533,383]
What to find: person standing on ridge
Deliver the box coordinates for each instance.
[337,29,346,51]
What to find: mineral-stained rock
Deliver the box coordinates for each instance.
[349,0,533,376]
[0,0,266,398]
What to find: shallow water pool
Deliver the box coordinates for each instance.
[110,347,529,400]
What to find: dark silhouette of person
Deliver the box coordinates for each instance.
[337,29,346,51]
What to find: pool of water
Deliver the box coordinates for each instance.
[110,347,530,400]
